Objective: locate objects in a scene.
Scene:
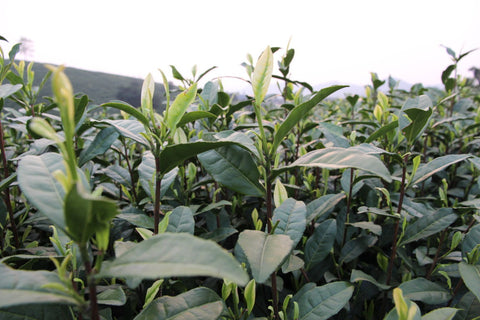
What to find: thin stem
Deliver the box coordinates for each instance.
[80,245,99,320]
[0,121,19,248]
[153,155,163,235]
[122,139,138,203]
[386,154,409,286]
[426,229,447,279]
[342,168,354,246]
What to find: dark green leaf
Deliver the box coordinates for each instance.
[401,208,457,246]
[97,287,127,306]
[306,193,346,223]
[177,110,217,127]
[339,235,377,264]
[459,262,480,303]
[271,85,347,154]
[0,84,22,99]
[138,151,179,199]
[305,219,337,270]
[99,101,150,127]
[198,145,264,197]
[294,282,354,320]
[411,154,471,186]
[350,269,390,290]
[78,126,119,166]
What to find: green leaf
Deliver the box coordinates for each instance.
[143,279,164,308]
[251,46,273,105]
[97,287,127,306]
[116,208,154,229]
[64,182,119,244]
[293,282,354,320]
[459,262,480,303]
[306,193,346,223]
[421,308,457,320]
[0,264,80,308]
[271,85,347,154]
[134,287,224,320]
[141,73,155,117]
[350,269,390,290]
[274,179,288,207]
[165,83,197,131]
[0,83,22,99]
[98,233,249,286]
[411,154,471,186]
[365,120,399,143]
[159,140,256,175]
[462,224,480,260]
[102,119,149,146]
[454,292,480,320]
[272,198,306,248]
[0,304,74,320]
[304,219,337,270]
[17,153,66,229]
[138,151,179,199]
[78,126,119,166]
[237,230,293,283]
[166,206,194,234]
[99,101,150,128]
[398,278,451,304]
[177,110,217,127]
[199,227,238,243]
[197,145,264,197]
[401,208,457,246]
[275,147,391,182]
[339,235,377,265]
[398,95,433,144]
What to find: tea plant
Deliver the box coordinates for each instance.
[1,35,480,320]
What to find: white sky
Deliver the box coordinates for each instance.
[1,0,479,92]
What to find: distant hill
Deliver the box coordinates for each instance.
[6,61,170,111]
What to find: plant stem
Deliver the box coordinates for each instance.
[386,154,409,286]
[122,139,138,204]
[343,168,354,246]
[80,245,99,320]
[0,121,19,248]
[426,229,447,279]
[153,155,163,235]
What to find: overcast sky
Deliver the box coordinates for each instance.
[1,0,479,92]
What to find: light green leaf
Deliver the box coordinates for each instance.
[272,198,306,249]
[274,179,288,208]
[0,83,22,99]
[64,182,119,244]
[102,119,149,146]
[459,262,480,303]
[401,208,457,246]
[165,83,197,131]
[237,230,293,283]
[134,287,224,320]
[197,145,264,197]
[398,95,433,144]
[293,282,354,320]
[275,147,391,182]
[398,278,451,304]
[251,46,273,105]
[98,233,249,286]
[17,153,66,229]
[141,73,155,117]
[421,308,457,320]
[304,219,337,270]
[0,264,80,308]
[143,279,164,309]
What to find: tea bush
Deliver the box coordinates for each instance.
[1,36,480,319]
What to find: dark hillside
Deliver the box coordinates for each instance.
[7,61,170,110]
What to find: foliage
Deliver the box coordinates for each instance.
[1,35,480,320]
